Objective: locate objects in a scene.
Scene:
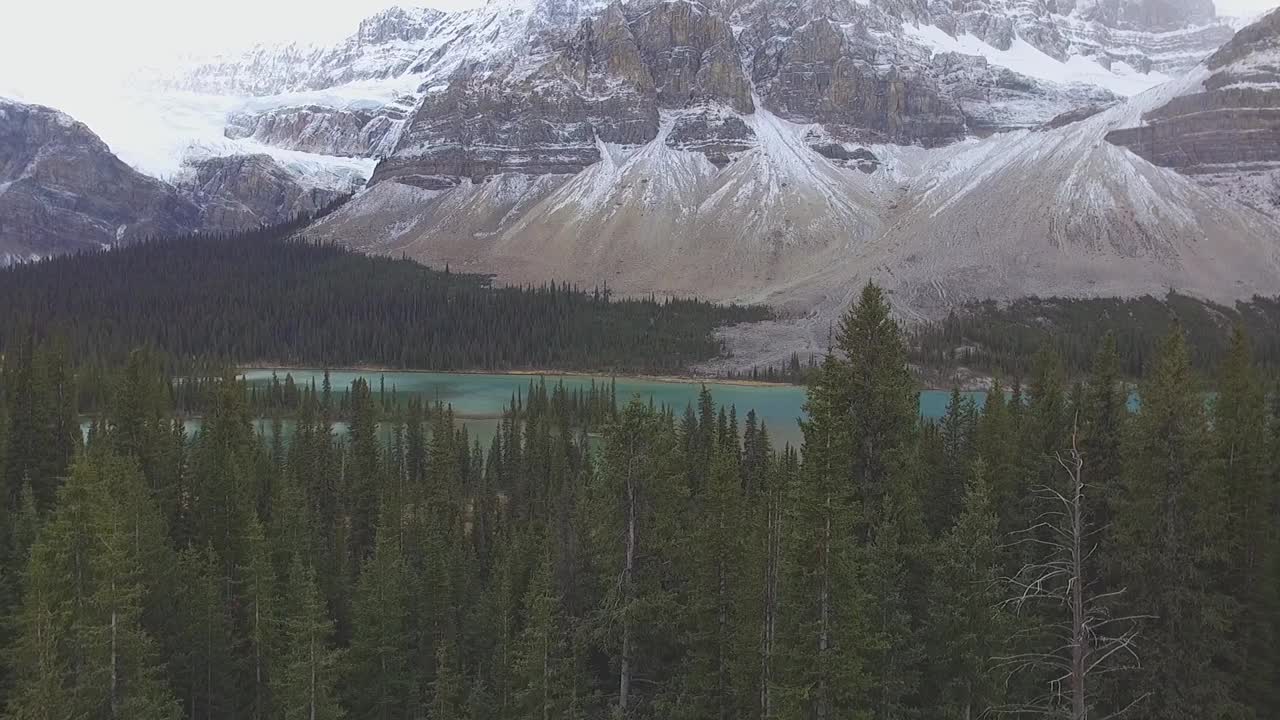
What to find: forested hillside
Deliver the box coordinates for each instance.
[0,222,767,373]
[910,293,1280,379]
[0,283,1275,720]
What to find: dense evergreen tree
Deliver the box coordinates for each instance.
[2,281,1277,720]
[926,462,1008,719]
[1211,326,1277,717]
[274,559,344,720]
[910,292,1280,378]
[1114,328,1231,720]
[345,520,413,720]
[0,230,767,374]
[4,452,180,720]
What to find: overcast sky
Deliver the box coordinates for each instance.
[2,0,1277,101]
[0,0,484,99]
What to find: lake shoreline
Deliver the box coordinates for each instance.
[237,364,800,389]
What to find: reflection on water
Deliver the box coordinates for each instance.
[82,371,985,450]
[241,369,984,449]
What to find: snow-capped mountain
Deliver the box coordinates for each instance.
[3,0,1276,366]
[0,98,200,262]
[0,98,353,262]
[1106,6,1280,214]
[290,0,1275,369]
[149,0,1238,176]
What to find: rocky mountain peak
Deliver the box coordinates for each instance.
[0,98,201,261]
[355,6,449,45]
[1106,7,1280,215]
[632,0,755,112]
[1207,5,1278,69]
[1082,0,1217,32]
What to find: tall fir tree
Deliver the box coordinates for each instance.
[274,559,344,720]
[345,519,413,720]
[5,452,180,720]
[172,544,241,720]
[1211,325,1275,716]
[926,461,1009,719]
[1114,328,1231,720]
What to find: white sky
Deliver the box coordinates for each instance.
[0,0,487,100]
[1,0,1276,102]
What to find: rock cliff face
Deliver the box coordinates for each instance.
[1106,7,1280,215]
[749,17,966,145]
[370,2,665,189]
[175,154,354,230]
[0,99,201,262]
[225,97,415,158]
[358,0,1234,187]
[300,7,1280,372]
[8,0,1269,342]
[171,6,455,95]
[0,99,361,260]
[931,51,1118,133]
[167,0,1234,179]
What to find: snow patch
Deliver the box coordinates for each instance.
[904,22,1172,96]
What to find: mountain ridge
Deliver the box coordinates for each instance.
[2,0,1276,374]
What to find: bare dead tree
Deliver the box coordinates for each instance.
[995,422,1149,720]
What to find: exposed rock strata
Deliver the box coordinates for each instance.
[175,154,355,230]
[0,98,201,260]
[1106,8,1280,213]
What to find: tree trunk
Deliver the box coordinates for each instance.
[760,489,781,720]
[717,509,728,720]
[255,603,263,720]
[817,496,831,720]
[110,579,119,719]
[310,629,318,720]
[542,624,550,720]
[1071,466,1087,720]
[619,453,637,718]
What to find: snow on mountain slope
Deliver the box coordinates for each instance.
[9,0,1274,350]
[135,0,1232,181]
[1104,7,1280,215]
[304,28,1279,378]
[845,81,1279,313]
[903,22,1172,96]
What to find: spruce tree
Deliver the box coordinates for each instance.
[512,550,577,720]
[931,388,977,534]
[244,517,280,720]
[1211,325,1274,715]
[671,415,745,720]
[172,544,241,720]
[587,398,682,717]
[1114,328,1229,720]
[430,639,466,720]
[926,461,1008,719]
[344,378,381,573]
[834,282,917,526]
[273,559,344,720]
[859,452,930,719]
[5,452,180,720]
[1080,334,1126,573]
[345,520,413,720]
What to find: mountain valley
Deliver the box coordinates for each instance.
[2,0,1278,367]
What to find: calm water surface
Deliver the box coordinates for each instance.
[241,369,982,449]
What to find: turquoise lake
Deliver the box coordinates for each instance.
[241,369,982,449]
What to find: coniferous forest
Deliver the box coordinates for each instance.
[909,293,1280,379]
[0,282,1276,720]
[0,224,768,373]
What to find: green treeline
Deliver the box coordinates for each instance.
[911,292,1280,378]
[0,226,768,373]
[1,283,1277,720]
